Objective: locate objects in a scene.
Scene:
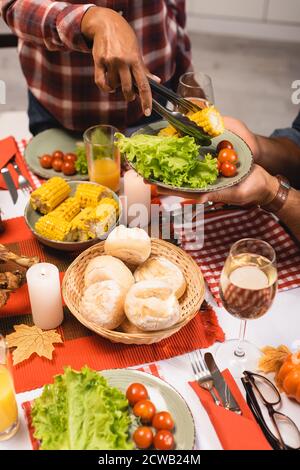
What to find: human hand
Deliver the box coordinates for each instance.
[81,7,157,115]
[156,164,279,207]
[223,116,261,161]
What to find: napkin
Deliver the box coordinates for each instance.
[189,368,272,450]
[0,136,35,189]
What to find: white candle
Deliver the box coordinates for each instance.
[123,170,151,228]
[26,263,64,330]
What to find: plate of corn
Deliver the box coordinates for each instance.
[25,177,121,251]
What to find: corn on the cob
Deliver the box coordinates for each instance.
[158,126,179,137]
[74,183,109,208]
[30,177,71,214]
[97,197,119,215]
[35,214,71,241]
[69,207,98,241]
[188,106,224,137]
[51,197,81,222]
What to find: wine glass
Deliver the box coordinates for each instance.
[215,238,277,377]
[177,72,214,109]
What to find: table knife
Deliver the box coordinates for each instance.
[204,352,242,414]
[1,167,18,204]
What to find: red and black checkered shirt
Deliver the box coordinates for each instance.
[1,0,192,132]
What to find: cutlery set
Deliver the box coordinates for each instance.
[1,155,32,203]
[189,350,242,414]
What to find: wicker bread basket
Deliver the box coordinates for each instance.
[62,239,205,345]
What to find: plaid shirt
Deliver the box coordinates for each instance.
[1,0,192,132]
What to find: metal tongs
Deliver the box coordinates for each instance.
[146,77,212,146]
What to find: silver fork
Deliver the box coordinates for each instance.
[11,156,32,196]
[189,350,221,406]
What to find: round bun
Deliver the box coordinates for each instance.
[119,318,145,334]
[84,255,134,291]
[134,256,186,299]
[124,280,180,331]
[80,280,125,330]
[104,225,151,265]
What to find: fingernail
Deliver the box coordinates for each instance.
[149,74,161,83]
[144,108,151,117]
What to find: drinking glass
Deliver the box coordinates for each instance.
[177,72,214,109]
[216,238,277,377]
[0,335,19,441]
[83,125,120,192]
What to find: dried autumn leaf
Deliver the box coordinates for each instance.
[6,324,63,365]
[258,344,291,374]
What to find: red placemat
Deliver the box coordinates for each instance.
[181,207,300,305]
[0,217,224,393]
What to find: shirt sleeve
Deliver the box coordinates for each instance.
[0,0,96,52]
[270,110,300,148]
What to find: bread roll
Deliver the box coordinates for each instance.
[80,280,125,330]
[84,255,134,291]
[104,225,151,265]
[119,318,145,334]
[124,280,180,331]
[134,256,186,299]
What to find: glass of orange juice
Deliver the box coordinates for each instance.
[0,335,19,441]
[84,125,120,192]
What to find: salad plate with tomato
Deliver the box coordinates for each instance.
[125,121,253,193]
[24,128,88,181]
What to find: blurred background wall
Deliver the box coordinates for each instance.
[0,0,299,138]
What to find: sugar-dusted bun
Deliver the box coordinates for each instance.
[134,256,186,299]
[119,317,145,334]
[104,225,151,265]
[84,255,134,291]
[80,280,125,330]
[124,280,180,331]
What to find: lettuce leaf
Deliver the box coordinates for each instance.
[115,133,218,189]
[31,367,133,450]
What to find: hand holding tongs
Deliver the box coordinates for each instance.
[137,77,213,146]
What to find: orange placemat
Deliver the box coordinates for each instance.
[0,217,225,393]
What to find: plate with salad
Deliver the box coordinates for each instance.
[25,128,88,181]
[24,366,195,450]
[116,116,253,193]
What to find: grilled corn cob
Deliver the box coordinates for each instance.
[35,214,71,241]
[51,197,81,222]
[188,106,224,137]
[30,177,71,214]
[74,183,109,208]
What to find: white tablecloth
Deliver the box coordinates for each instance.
[0,112,299,450]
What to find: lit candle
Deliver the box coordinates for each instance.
[26,263,64,330]
[123,170,151,228]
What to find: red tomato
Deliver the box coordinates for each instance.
[133,426,153,449]
[152,411,174,431]
[126,383,149,406]
[62,161,76,176]
[40,154,52,169]
[52,150,64,160]
[133,400,156,424]
[64,153,77,163]
[218,148,238,164]
[217,160,221,172]
[153,430,175,450]
[52,157,63,172]
[216,140,234,153]
[220,161,237,177]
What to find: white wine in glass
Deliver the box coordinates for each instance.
[216,239,277,377]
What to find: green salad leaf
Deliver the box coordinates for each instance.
[115,133,218,189]
[31,366,133,450]
[75,145,88,175]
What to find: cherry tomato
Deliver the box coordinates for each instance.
[216,140,234,153]
[133,426,153,449]
[153,430,175,450]
[64,153,77,163]
[62,161,76,176]
[218,148,238,164]
[217,160,221,172]
[152,411,174,431]
[220,161,237,177]
[133,400,156,424]
[52,150,64,160]
[40,154,53,169]
[52,157,63,172]
[126,383,149,406]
